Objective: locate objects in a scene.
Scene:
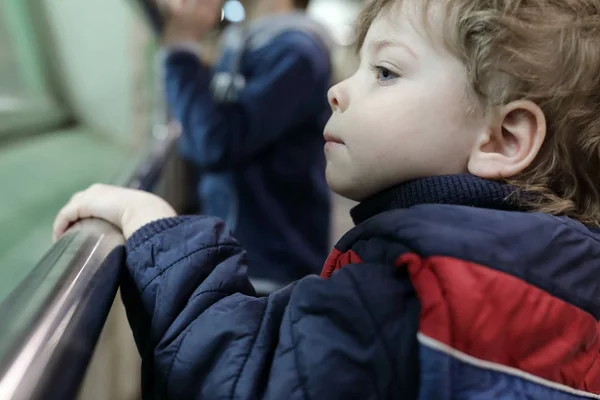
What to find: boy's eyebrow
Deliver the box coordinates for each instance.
[371,39,418,60]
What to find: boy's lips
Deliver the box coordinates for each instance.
[324,132,344,144]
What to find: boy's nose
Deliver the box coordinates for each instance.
[327,81,349,113]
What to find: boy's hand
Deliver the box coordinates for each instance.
[161,0,222,43]
[53,184,177,241]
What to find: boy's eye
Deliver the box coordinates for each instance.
[372,65,399,83]
[378,67,394,80]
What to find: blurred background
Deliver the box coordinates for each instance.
[0,0,364,399]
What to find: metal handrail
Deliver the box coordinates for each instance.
[0,122,179,400]
[0,219,124,400]
[0,0,181,393]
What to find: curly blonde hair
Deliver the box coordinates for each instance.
[356,0,600,225]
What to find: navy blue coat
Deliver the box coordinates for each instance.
[163,13,332,284]
[121,176,600,399]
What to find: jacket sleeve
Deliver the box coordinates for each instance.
[120,216,421,399]
[162,32,330,170]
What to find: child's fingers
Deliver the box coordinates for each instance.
[52,192,94,241]
[53,204,75,242]
[53,202,80,242]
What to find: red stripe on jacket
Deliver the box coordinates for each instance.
[320,248,600,392]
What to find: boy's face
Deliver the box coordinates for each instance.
[324,2,488,201]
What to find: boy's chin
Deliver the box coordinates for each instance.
[326,174,377,203]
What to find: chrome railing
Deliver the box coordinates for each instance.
[0,219,124,400]
[0,122,179,400]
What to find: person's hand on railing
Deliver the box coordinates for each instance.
[160,0,222,44]
[53,184,177,241]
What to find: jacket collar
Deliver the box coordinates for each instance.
[350,174,524,225]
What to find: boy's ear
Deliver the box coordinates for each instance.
[468,100,546,179]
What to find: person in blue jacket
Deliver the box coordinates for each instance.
[161,0,333,286]
[54,0,600,398]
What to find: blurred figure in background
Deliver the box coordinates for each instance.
[161,0,333,287]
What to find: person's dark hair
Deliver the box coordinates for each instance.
[293,0,310,9]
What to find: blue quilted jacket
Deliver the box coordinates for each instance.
[121,175,600,399]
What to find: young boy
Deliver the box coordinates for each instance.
[54,0,600,398]
[161,0,333,286]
